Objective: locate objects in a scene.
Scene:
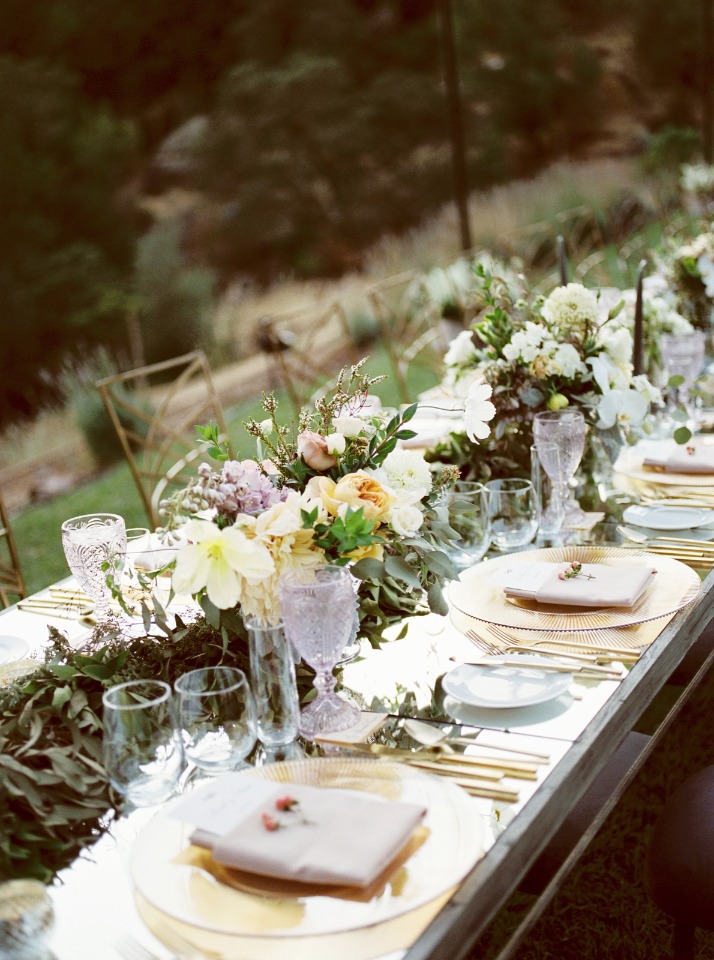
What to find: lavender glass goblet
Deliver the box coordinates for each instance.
[279,566,360,739]
[61,513,127,622]
[533,410,587,526]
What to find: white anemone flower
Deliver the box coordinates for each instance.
[596,389,648,430]
[444,329,477,367]
[172,517,275,609]
[464,379,496,442]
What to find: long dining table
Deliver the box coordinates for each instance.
[3,542,714,960]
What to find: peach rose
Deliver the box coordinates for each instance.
[308,471,395,522]
[297,431,337,471]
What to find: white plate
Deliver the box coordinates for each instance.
[622,504,713,531]
[441,656,573,709]
[0,635,30,665]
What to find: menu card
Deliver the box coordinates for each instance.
[170,773,426,888]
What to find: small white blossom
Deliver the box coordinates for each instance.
[390,503,425,537]
[596,389,648,429]
[259,419,273,436]
[444,330,477,367]
[632,374,663,405]
[600,326,633,366]
[325,432,346,455]
[463,379,496,442]
[332,414,367,438]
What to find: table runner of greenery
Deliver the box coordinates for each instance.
[0,613,317,884]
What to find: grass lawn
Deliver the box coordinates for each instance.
[10,346,439,596]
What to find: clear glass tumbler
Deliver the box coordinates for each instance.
[102,679,184,806]
[279,566,360,739]
[245,616,300,748]
[530,442,565,536]
[61,513,127,621]
[174,666,257,774]
[484,478,538,551]
[438,481,491,569]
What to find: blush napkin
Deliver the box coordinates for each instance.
[642,443,714,475]
[190,783,427,888]
[504,563,656,608]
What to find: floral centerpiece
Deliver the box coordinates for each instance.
[156,363,466,649]
[660,226,714,329]
[428,265,660,482]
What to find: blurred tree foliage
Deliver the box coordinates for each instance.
[0,56,135,428]
[0,0,705,425]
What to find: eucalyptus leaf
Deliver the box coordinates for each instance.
[351,558,386,579]
[384,554,422,588]
[673,426,693,444]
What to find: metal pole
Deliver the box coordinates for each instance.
[437,0,472,252]
[703,0,714,163]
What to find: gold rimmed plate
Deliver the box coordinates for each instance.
[130,758,483,960]
[448,545,700,633]
[614,440,714,488]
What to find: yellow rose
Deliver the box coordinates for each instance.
[346,541,385,562]
[307,471,395,522]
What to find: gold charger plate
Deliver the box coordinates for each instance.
[130,758,483,959]
[448,546,700,633]
[614,442,714,488]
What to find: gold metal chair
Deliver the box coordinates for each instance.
[255,300,354,412]
[367,270,453,402]
[96,351,233,528]
[0,492,26,607]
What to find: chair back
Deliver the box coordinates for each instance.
[0,492,26,607]
[256,300,353,412]
[96,351,232,528]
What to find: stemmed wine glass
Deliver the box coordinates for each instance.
[660,331,706,428]
[279,565,360,739]
[61,513,127,621]
[533,410,587,526]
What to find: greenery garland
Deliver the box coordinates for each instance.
[0,614,316,884]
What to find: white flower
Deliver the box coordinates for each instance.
[332,414,367,438]
[259,419,273,436]
[588,354,630,394]
[644,297,693,336]
[390,503,425,537]
[600,326,633,366]
[553,342,587,379]
[444,330,477,367]
[681,163,714,193]
[381,449,433,498]
[596,389,648,429]
[632,374,663,405]
[698,254,714,298]
[463,379,496,442]
[172,518,275,609]
[541,283,599,338]
[503,322,546,364]
[325,432,346,455]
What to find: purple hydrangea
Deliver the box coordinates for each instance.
[198,460,286,520]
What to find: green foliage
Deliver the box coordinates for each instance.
[640,126,701,176]
[134,218,217,365]
[0,56,135,427]
[0,615,316,883]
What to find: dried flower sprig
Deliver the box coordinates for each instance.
[557,560,595,582]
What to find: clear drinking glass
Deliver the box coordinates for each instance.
[484,478,538,551]
[245,616,300,748]
[279,566,360,739]
[533,409,587,525]
[660,331,706,426]
[61,513,127,621]
[102,680,184,806]
[0,880,54,960]
[530,441,565,536]
[174,666,257,774]
[438,481,491,569]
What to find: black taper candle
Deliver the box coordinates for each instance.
[632,259,647,377]
[556,235,568,286]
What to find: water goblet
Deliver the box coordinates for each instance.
[533,409,587,525]
[484,478,538,552]
[174,666,257,775]
[438,481,491,569]
[61,513,127,622]
[660,331,706,428]
[102,680,184,807]
[279,566,360,739]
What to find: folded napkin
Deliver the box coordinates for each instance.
[190,783,426,888]
[504,562,656,608]
[643,443,714,475]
